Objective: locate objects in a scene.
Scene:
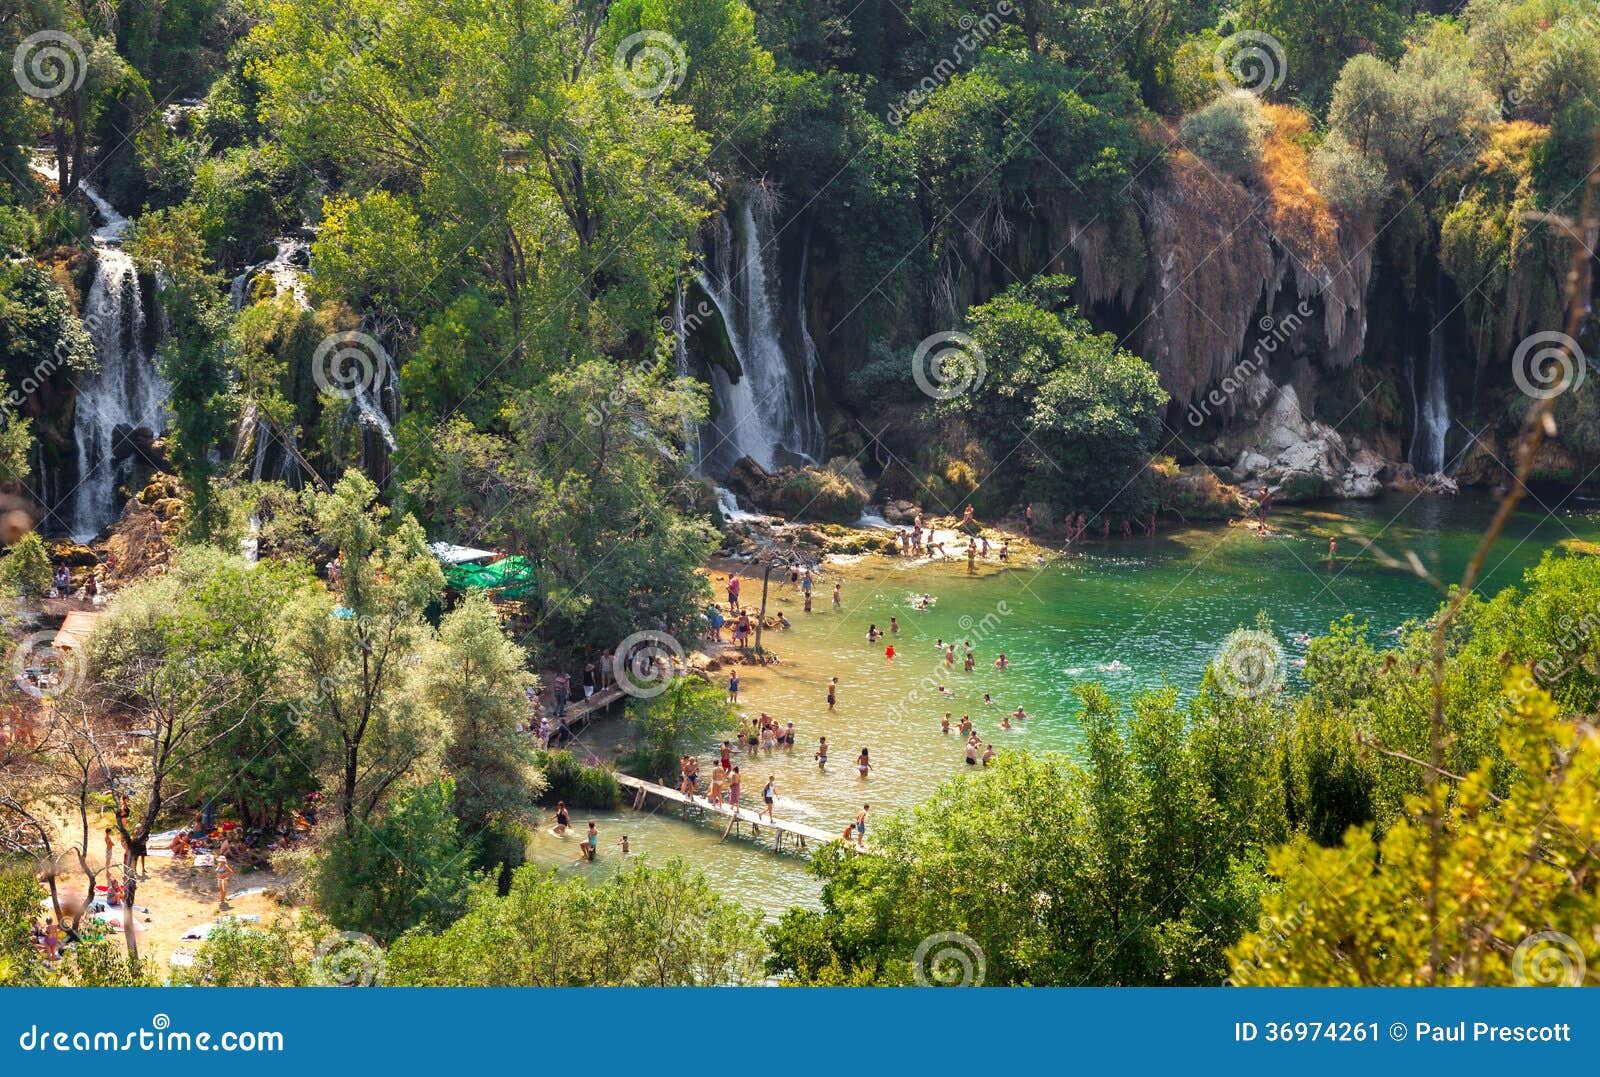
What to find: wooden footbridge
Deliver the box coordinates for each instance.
[616,774,870,855]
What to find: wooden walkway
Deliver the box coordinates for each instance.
[616,773,869,855]
[558,684,625,726]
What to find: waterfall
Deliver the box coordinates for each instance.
[693,185,824,473]
[230,237,311,484]
[672,285,703,469]
[57,171,170,541]
[1408,308,1450,476]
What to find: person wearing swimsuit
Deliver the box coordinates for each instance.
[554,801,571,834]
[857,748,871,778]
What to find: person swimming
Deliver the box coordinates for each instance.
[1100,660,1127,672]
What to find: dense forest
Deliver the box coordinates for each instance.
[0,0,1598,987]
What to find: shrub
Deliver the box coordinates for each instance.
[1310,136,1390,217]
[0,532,54,597]
[766,464,869,523]
[535,750,622,809]
[1180,92,1268,177]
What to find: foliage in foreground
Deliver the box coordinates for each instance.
[1232,685,1600,986]
[385,858,766,986]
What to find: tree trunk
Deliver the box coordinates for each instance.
[123,876,140,965]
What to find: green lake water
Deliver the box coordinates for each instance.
[529,493,1600,915]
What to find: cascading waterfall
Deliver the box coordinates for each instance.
[230,238,311,484]
[672,285,704,469]
[1408,281,1451,476]
[47,164,171,541]
[693,185,824,473]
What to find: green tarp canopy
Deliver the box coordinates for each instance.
[442,556,538,599]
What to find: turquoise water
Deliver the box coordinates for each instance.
[530,494,1600,913]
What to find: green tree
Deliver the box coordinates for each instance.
[280,471,445,829]
[625,676,739,781]
[1229,0,1411,108]
[422,361,713,661]
[0,531,53,596]
[313,780,476,941]
[952,275,1168,513]
[422,592,545,858]
[129,206,236,538]
[386,858,766,985]
[1180,91,1267,177]
[1233,685,1600,985]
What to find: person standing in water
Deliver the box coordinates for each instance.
[827,676,837,711]
[816,736,829,771]
[832,583,842,610]
[727,669,740,703]
[857,747,872,778]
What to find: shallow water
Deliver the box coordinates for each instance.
[529,494,1600,914]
